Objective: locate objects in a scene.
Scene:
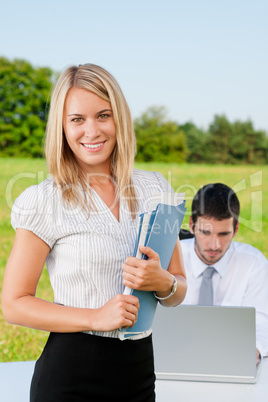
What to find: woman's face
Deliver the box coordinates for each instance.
[63,87,116,176]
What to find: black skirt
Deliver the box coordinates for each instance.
[30,332,155,402]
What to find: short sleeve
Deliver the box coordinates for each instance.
[11,181,56,248]
[153,171,174,193]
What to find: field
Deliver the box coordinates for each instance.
[0,158,267,362]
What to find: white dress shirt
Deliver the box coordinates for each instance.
[11,169,173,339]
[181,238,268,358]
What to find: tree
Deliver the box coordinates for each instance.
[0,57,54,157]
[207,115,268,164]
[134,106,188,163]
[206,115,233,163]
[179,122,209,163]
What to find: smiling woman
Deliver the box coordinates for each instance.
[63,87,117,177]
[1,63,187,402]
[45,64,138,218]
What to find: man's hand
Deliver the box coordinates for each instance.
[256,348,261,364]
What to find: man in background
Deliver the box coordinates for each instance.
[181,183,268,361]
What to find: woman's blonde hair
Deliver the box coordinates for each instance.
[45,63,138,217]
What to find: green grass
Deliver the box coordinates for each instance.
[0,158,53,362]
[0,158,267,362]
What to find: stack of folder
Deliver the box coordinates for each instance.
[119,192,186,340]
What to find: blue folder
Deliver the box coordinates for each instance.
[119,200,186,339]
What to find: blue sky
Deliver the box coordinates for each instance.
[1,0,267,131]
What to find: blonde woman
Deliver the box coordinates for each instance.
[2,64,187,402]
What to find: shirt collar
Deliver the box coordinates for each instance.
[189,239,234,278]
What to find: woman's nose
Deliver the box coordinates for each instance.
[84,119,100,139]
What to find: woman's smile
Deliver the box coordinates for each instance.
[81,141,106,151]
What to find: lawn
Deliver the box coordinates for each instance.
[0,158,267,362]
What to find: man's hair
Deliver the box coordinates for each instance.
[191,183,240,231]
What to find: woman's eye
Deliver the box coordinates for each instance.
[72,118,83,122]
[98,114,109,120]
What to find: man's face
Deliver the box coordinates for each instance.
[189,216,239,265]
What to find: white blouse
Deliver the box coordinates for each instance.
[11,169,173,338]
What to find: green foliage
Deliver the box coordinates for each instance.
[178,122,209,163]
[135,106,188,163]
[206,116,268,164]
[0,57,54,157]
[0,56,267,164]
[230,120,268,164]
[182,114,268,165]
[135,107,268,165]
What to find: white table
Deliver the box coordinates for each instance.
[0,359,267,402]
[155,358,268,402]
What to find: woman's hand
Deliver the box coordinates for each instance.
[93,294,140,332]
[122,246,170,292]
[122,240,187,307]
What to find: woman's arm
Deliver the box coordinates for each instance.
[152,238,187,306]
[122,238,187,307]
[2,229,139,333]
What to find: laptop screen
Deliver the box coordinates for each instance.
[152,305,258,383]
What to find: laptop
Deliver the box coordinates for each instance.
[152,304,261,383]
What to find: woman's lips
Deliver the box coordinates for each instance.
[81,141,105,152]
